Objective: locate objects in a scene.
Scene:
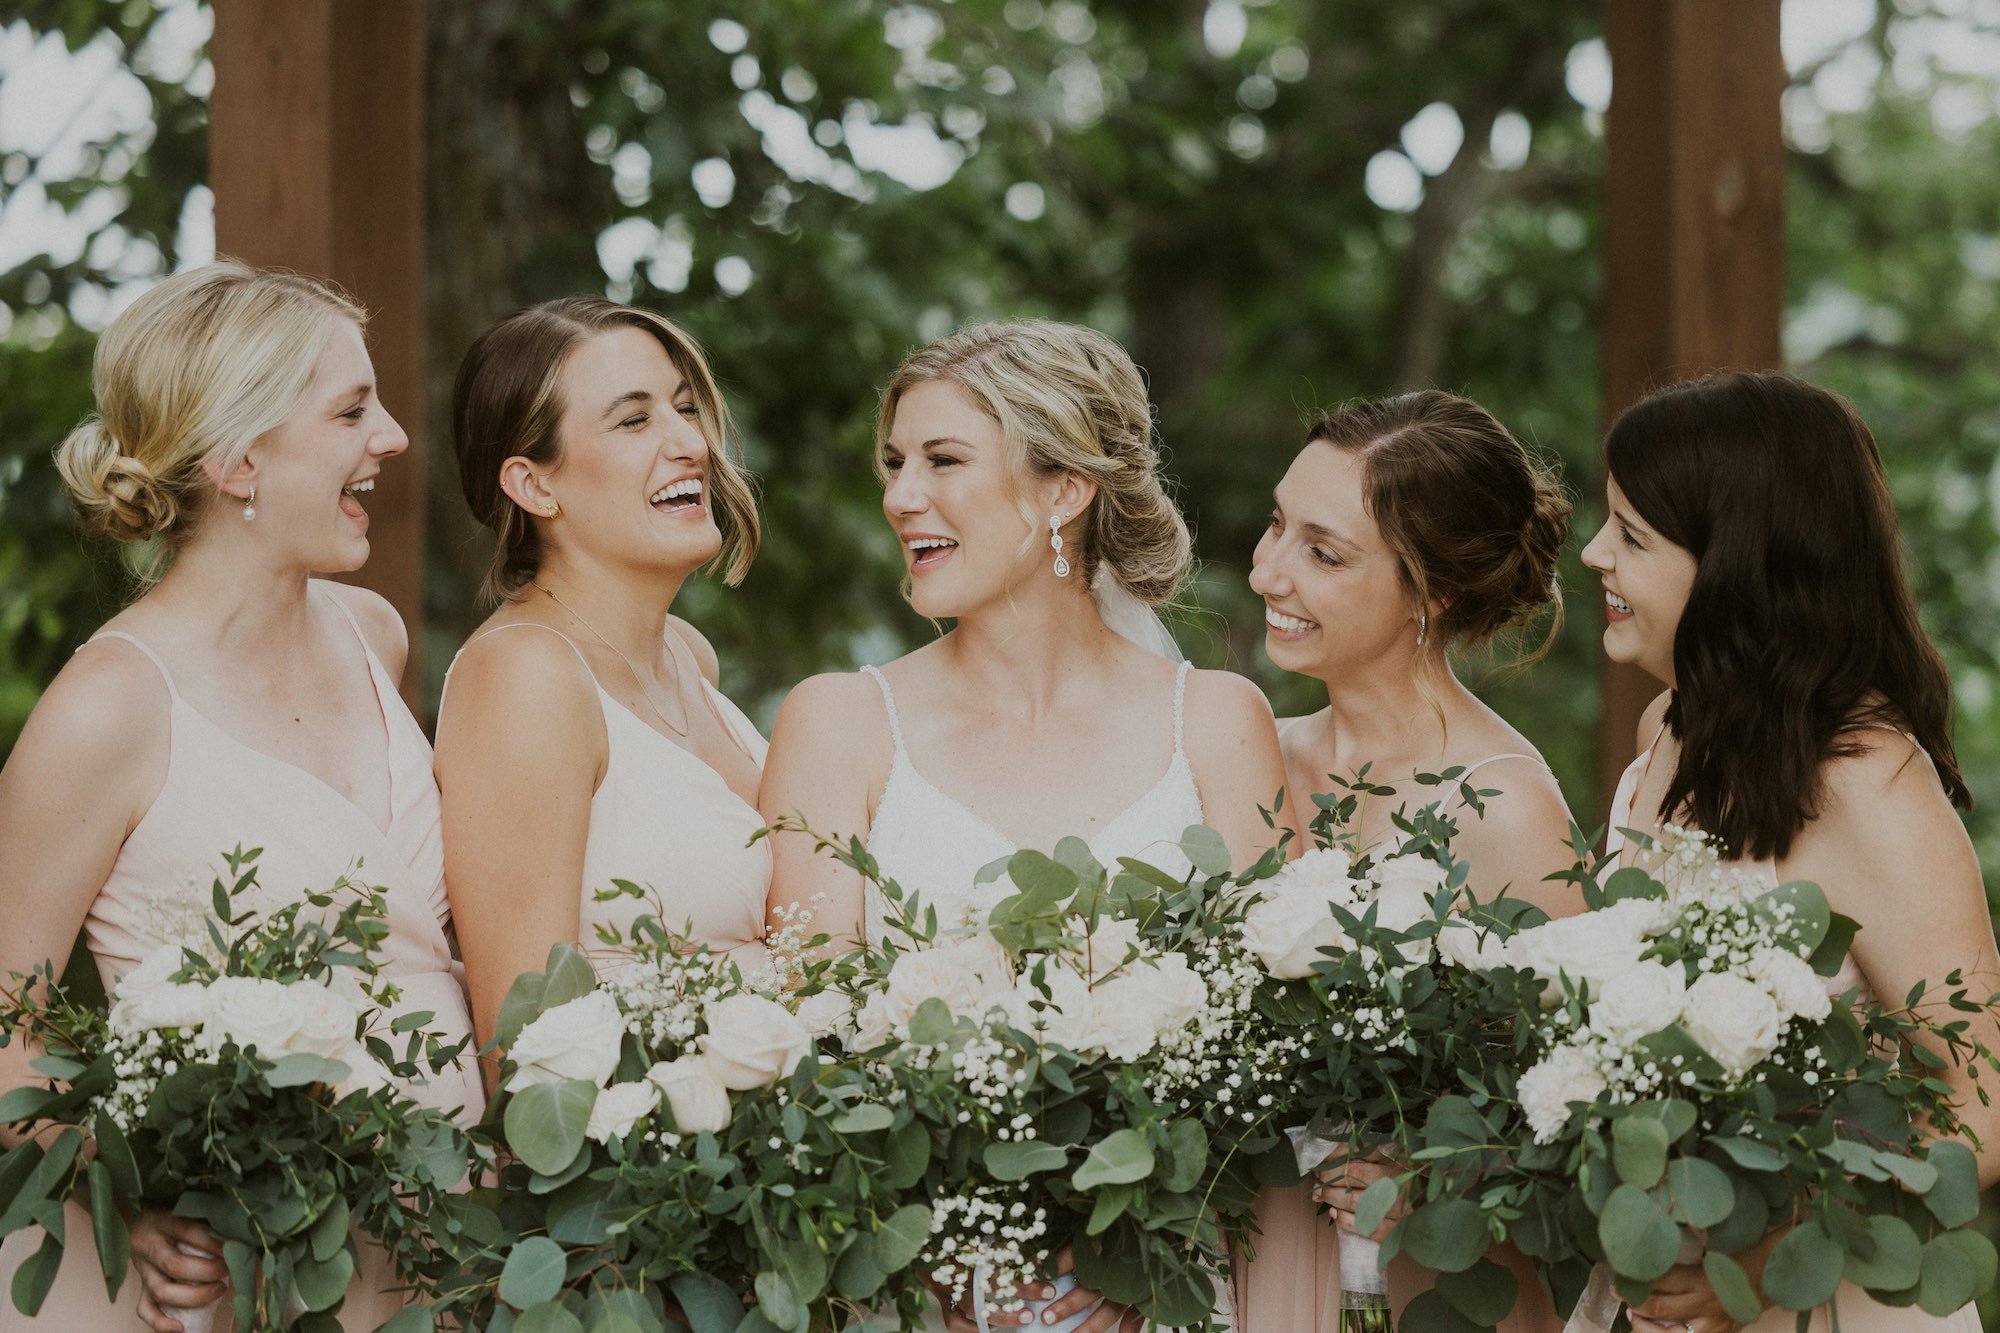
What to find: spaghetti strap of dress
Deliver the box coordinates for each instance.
[82,628,184,701]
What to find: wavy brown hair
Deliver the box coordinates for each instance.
[1607,371,1969,861]
[451,298,760,603]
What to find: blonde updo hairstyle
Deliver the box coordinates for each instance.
[1306,390,1571,673]
[876,320,1192,606]
[451,297,761,604]
[55,259,364,581]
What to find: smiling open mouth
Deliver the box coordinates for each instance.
[1605,590,1632,614]
[907,537,958,569]
[1265,606,1318,634]
[651,479,703,511]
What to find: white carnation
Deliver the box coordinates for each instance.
[1589,959,1686,1046]
[699,993,812,1089]
[1682,972,1783,1076]
[585,1079,662,1144]
[507,990,624,1091]
[1749,947,1831,1023]
[1519,1042,1608,1143]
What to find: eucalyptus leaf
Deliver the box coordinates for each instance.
[1761,1222,1844,1311]
[1701,1252,1763,1325]
[1401,1198,1489,1274]
[499,1236,569,1309]
[873,1205,932,1273]
[1071,1129,1155,1190]
[984,1140,1067,1181]
[504,1080,596,1176]
[1596,1185,1679,1282]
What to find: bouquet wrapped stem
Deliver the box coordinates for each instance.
[1336,1227,1391,1332]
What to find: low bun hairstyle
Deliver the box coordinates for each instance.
[876,320,1191,606]
[1606,371,1968,861]
[55,259,363,578]
[451,297,760,604]
[1306,390,1570,665]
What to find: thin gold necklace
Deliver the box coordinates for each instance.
[534,581,690,737]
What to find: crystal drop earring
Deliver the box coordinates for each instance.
[1049,513,1070,578]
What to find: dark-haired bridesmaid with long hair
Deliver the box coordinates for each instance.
[1585,372,1998,1333]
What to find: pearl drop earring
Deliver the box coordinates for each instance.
[241,487,256,521]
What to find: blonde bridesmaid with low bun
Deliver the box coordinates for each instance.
[0,261,482,1332]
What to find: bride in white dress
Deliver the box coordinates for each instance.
[1580,372,1998,1333]
[763,321,1295,1331]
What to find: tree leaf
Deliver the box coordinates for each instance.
[872,1205,931,1274]
[499,1236,569,1309]
[1596,1184,1679,1283]
[1761,1221,1845,1311]
[984,1140,1067,1181]
[504,1080,596,1176]
[86,1160,129,1301]
[1612,1116,1668,1190]
[1401,1198,1489,1274]
[1844,1214,1922,1292]
[1179,825,1231,877]
[1701,1252,1763,1325]
[1070,1129,1154,1190]
[1663,1157,1734,1229]
[293,1247,355,1313]
[1434,1257,1517,1324]
[1918,1231,1996,1317]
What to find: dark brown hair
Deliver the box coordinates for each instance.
[1606,371,1969,860]
[450,297,760,602]
[1305,390,1570,667]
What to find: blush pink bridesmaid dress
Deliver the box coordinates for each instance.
[0,585,484,1331]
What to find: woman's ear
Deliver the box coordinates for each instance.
[201,449,258,501]
[500,457,560,518]
[1049,472,1099,526]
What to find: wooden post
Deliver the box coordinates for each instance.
[1595,0,1785,822]
[209,0,429,713]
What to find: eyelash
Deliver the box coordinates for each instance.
[882,454,960,473]
[1268,512,1341,568]
[340,406,366,422]
[1618,522,1644,550]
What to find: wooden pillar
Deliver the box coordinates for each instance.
[1595,0,1785,822]
[209,0,429,713]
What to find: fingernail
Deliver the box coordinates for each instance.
[1040,1286,1055,1300]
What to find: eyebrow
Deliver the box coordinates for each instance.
[599,390,653,421]
[884,435,979,454]
[1272,494,1357,550]
[330,382,373,405]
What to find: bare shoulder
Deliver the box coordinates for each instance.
[770,670,894,757]
[11,637,170,806]
[1181,667,1278,741]
[1459,754,1573,841]
[1635,691,1672,750]
[1816,729,1960,834]
[439,622,599,737]
[319,580,410,680]
[667,614,721,686]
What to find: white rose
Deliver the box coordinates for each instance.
[331,1045,393,1100]
[1370,854,1451,929]
[1099,953,1209,1048]
[853,936,1015,1049]
[287,981,366,1061]
[1519,1042,1608,1144]
[1682,972,1783,1076]
[1750,947,1831,1023]
[1504,899,1669,1006]
[1589,959,1687,1047]
[648,1055,733,1133]
[585,1079,662,1144]
[507,990,624,1091]
[699,993,811,1089]
[115,943,194,999]
[110,982,211,1035]
[1239,855,1373,980]
[1005,966,1105,1052]
[1436,918,1508,971]
[793,990,856,1041]
[198,978,310,1059]
[1078,919,1143,981]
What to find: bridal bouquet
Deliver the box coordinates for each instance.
[1399,828,2000,1328]
[434,884,931,1333]
[788,822,1304,1332]
[1262,777,1549,1332]
[0,848,477,1331]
